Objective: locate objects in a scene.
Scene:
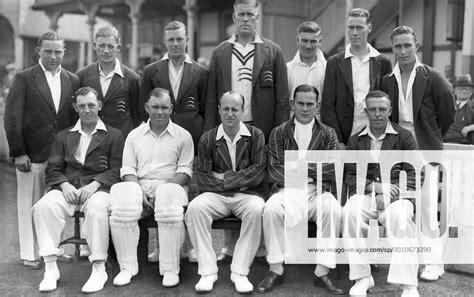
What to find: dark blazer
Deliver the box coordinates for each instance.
[77,61,141,137]
[267,117,338,188]
[381,64,455,150]
[344,122,417,198]
[4,64,79,163]
[321,51,392,144]
[195,124,267,198]
[138,58,208,149]
[46,123,124,192]
[204,37,290,141]
[444,103,474,144]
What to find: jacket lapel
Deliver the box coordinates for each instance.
[58,69,72,113]
[156,61,175,102]
[66,130,81,162]
[32,65,55,110]
[381,133,398,150]
[358,135,371,150]
[103,63,124,102]
[340,57,353,95]
[412,67,427,124]
[235,135,250,166]
[88,62,104,99]
[308,120,324,150]
[176,63,194,103]
[369,57,382,89]
[216,137,233,170]
[219,44,233,92]
[252,42,266,88]
[85,129,106,158]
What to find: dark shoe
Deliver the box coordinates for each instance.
[257,271,284,293]
[313,274,344,295]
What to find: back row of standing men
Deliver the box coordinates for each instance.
[4,0,455,295]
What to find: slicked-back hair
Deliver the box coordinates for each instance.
[294,84,319,102]
[74,87,100,103]
[390,25,418,43]
[365,90,391,106]
[219,91,245,109]
[297,21,321,35]
[165,21,187,34]
[147,87,172,105]
[95,26,121,44]
[38,31,65,47]
[347,8,371,23]
[234,0,258,8]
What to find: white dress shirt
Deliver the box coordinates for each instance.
[99,59,123,96]
[294,117,314,150]
[39,59,61,113]
[228,33,264,122]
[344,44,381,136]
[70,119,107,165]
[287,49,327,101]
[359,121,398,160]
[120,120,194,181]
[161,53,193,100]
[215,122,251,171]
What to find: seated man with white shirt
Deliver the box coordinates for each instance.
[112,87,194,288]
[32,87,124,293]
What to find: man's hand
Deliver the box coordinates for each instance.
[15,154,31,172]
[212,172,224,180]
[77,181,101,204]
[143,193,154,210]
[461,124,474,137]
[61,182,79,205]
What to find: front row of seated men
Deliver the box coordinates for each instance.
[32,85,421,296]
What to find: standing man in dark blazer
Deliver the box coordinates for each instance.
[77,26,141,137]
[205,0,290,141]
[381,26,455,282]
[4,31,79,268]
[321,8,392,148]
[139,21,208,149]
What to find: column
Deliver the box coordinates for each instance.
[462,0,474,75]
[78,41,86,69]
[78,1,99,65]
[125,0,145,71]
[44,9,63,31]
[183,0,197,59]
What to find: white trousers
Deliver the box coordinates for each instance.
[32,190,111,262]
[17,162,47,261]
[263,187,342,273]
[185,192,264,276]
[342,195,418,286]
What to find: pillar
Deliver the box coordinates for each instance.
[44,9,63,32]
[125,0,145,71]
[462,0,474,75]
[183,0,197,59]
[78,0,99,65]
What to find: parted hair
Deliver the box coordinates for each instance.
[165,21,187,33]
[74,87,100,103]
[390,25,418,43]
[347,8,372,23]
[365,90,391,106]
[95,26,121,44]
[147,87,172,104]
[38,31,64,47]
[294,84,319,102]
[297,21,321,35]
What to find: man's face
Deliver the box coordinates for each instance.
[38,39,65,72]
[145,95,173,128]
[392,33,419,68]
[164,28,188,60]
[293,91,318,124]
[74,92,102,126]
[365,97,392,132]
[347,16,371,47]
[219,93,244,130]
[94,36,121,65]
[296,32,321,61]
[454,86,473,101]
[233,3,259,37]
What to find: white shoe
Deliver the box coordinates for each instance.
[420,265,444,281]
[81,262,108,293]
[39,264,60,292]
[162,271,179,288]
[230,272,253,294]
[113,270,134,287]
[401,285,419,297]
[349,275,375,296]
[195,273,218,293]
[188,248,197,263]
[148,248,159,263]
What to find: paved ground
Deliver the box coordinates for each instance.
[0,161,473,296]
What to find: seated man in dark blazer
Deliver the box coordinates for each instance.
[185,91,266,294]
[32,87,124,294]
[342,90,419,297]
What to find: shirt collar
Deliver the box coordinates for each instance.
[142,119,176,137]
[293,117,315,127]
[216,121,251,141]
[291,48,326,67]
[99,59,124,78]
[344,43,380,59]
[390,55,423,77]
[70,119,107,133]
[359,121,398,139]
[227,33,264,45]
[38,59,61,76]
[161,52,193,64]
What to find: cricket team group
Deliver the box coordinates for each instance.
[5,0,460,296]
